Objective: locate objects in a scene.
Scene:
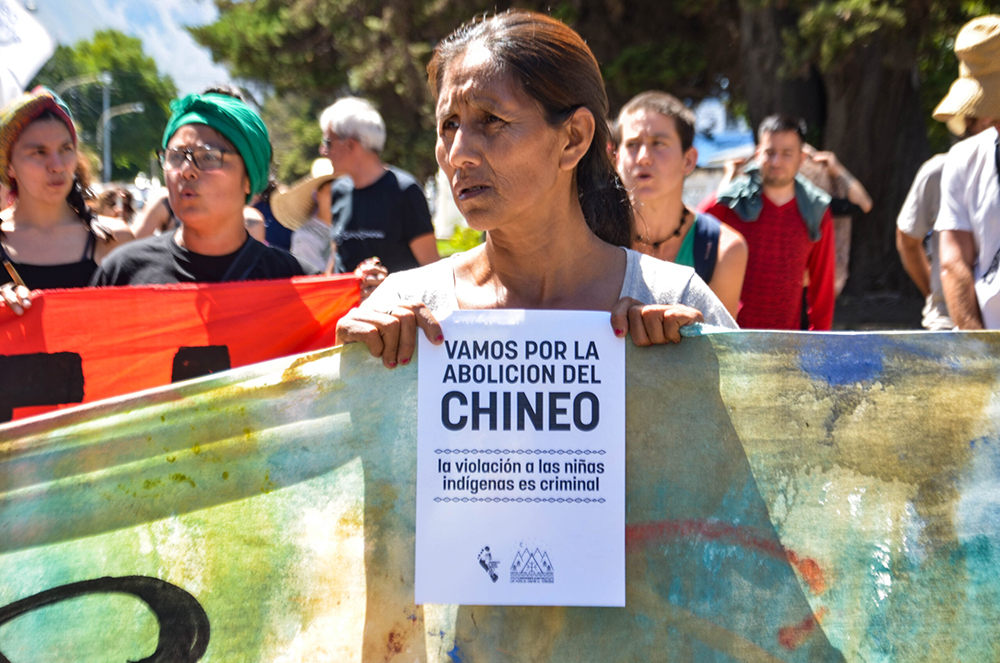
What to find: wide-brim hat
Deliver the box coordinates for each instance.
[933,15,1000,135]
[271,158,337,230]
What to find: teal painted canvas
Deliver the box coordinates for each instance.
[1,331,997,661]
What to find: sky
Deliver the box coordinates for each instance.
[20,0,232,95]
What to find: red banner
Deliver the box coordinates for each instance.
[0,275,360,423]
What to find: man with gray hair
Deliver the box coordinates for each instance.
[319,97,438,274]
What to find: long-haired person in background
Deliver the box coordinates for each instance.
[0,87,133,315]
[336,10,736,367]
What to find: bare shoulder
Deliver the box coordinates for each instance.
[717,222,748,262]
[97,216,134,240]
[243,206,265,223]
[144,194,168,212]
[132,194,171,238]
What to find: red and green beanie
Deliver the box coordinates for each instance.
[0,86,77,188]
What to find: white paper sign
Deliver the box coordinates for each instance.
[416,310,625,606]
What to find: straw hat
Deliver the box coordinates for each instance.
[933,15,1000,136]
[271,158,336,230]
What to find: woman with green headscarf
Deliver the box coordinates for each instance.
[91,93,316,285]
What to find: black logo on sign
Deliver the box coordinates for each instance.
[510,547,554,584]
[478,547,500,583]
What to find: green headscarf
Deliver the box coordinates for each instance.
[162,93,271,202]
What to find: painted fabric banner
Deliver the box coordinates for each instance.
[0,275,359,423]
[1,331,998,661]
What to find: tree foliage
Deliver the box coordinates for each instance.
[259,91,327,182]
[28,30,178,183]
[190,0,466,181]
[193,0,1000,296]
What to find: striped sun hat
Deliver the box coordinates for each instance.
[0,86,77,188]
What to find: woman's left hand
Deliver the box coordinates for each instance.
[1,283,31,316]
[610,297,704,345]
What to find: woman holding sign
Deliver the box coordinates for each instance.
[336,10,736,366]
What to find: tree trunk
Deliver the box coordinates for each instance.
[738,7,825,134]
[737,5,929,298]
[822,40,930,295]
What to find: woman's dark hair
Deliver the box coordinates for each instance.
[7,110,110,241]
[258,178,278,204]
[427,10,633,247]
[118,188,134,224]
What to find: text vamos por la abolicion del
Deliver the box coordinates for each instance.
[439,338,605,433]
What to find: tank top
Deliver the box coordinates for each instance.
[0,231,99,289]
[674,212,721,284]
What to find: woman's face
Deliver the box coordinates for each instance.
[7,118,77,205]
[434,44,569,233]
[164,124,249,232]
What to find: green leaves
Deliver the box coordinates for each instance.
[784,0,906,72]
[603,42,708,105]
[29,30,178,183]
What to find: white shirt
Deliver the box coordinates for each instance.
[364,248,738,330]
[936,127,1000,276]
[897,154,952,330]
[935,127,1000,326]
[290,215,332,273]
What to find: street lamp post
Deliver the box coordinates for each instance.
[97,102,145,183]
[54,71,113,176]
[102,79,110,181]
[52,71,111,98]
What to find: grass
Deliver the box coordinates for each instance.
[436,226,485,258]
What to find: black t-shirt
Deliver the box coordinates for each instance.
[90,232,318,286]
[330,167,434,274]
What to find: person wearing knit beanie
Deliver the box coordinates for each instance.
[1,86,133,315]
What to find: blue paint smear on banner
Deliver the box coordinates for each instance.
[800,337,884,386]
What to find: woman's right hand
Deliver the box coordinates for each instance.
[335,303,444,368]
[1,283,31,316]
[610,297,704,345]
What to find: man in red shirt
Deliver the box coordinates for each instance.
[702,115,835,330]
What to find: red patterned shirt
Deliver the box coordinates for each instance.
[702,195,835,330]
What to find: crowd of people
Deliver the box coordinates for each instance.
[2,11,999,355]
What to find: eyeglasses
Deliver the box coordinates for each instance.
[159,147,234,171]
[321,134,349,150]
